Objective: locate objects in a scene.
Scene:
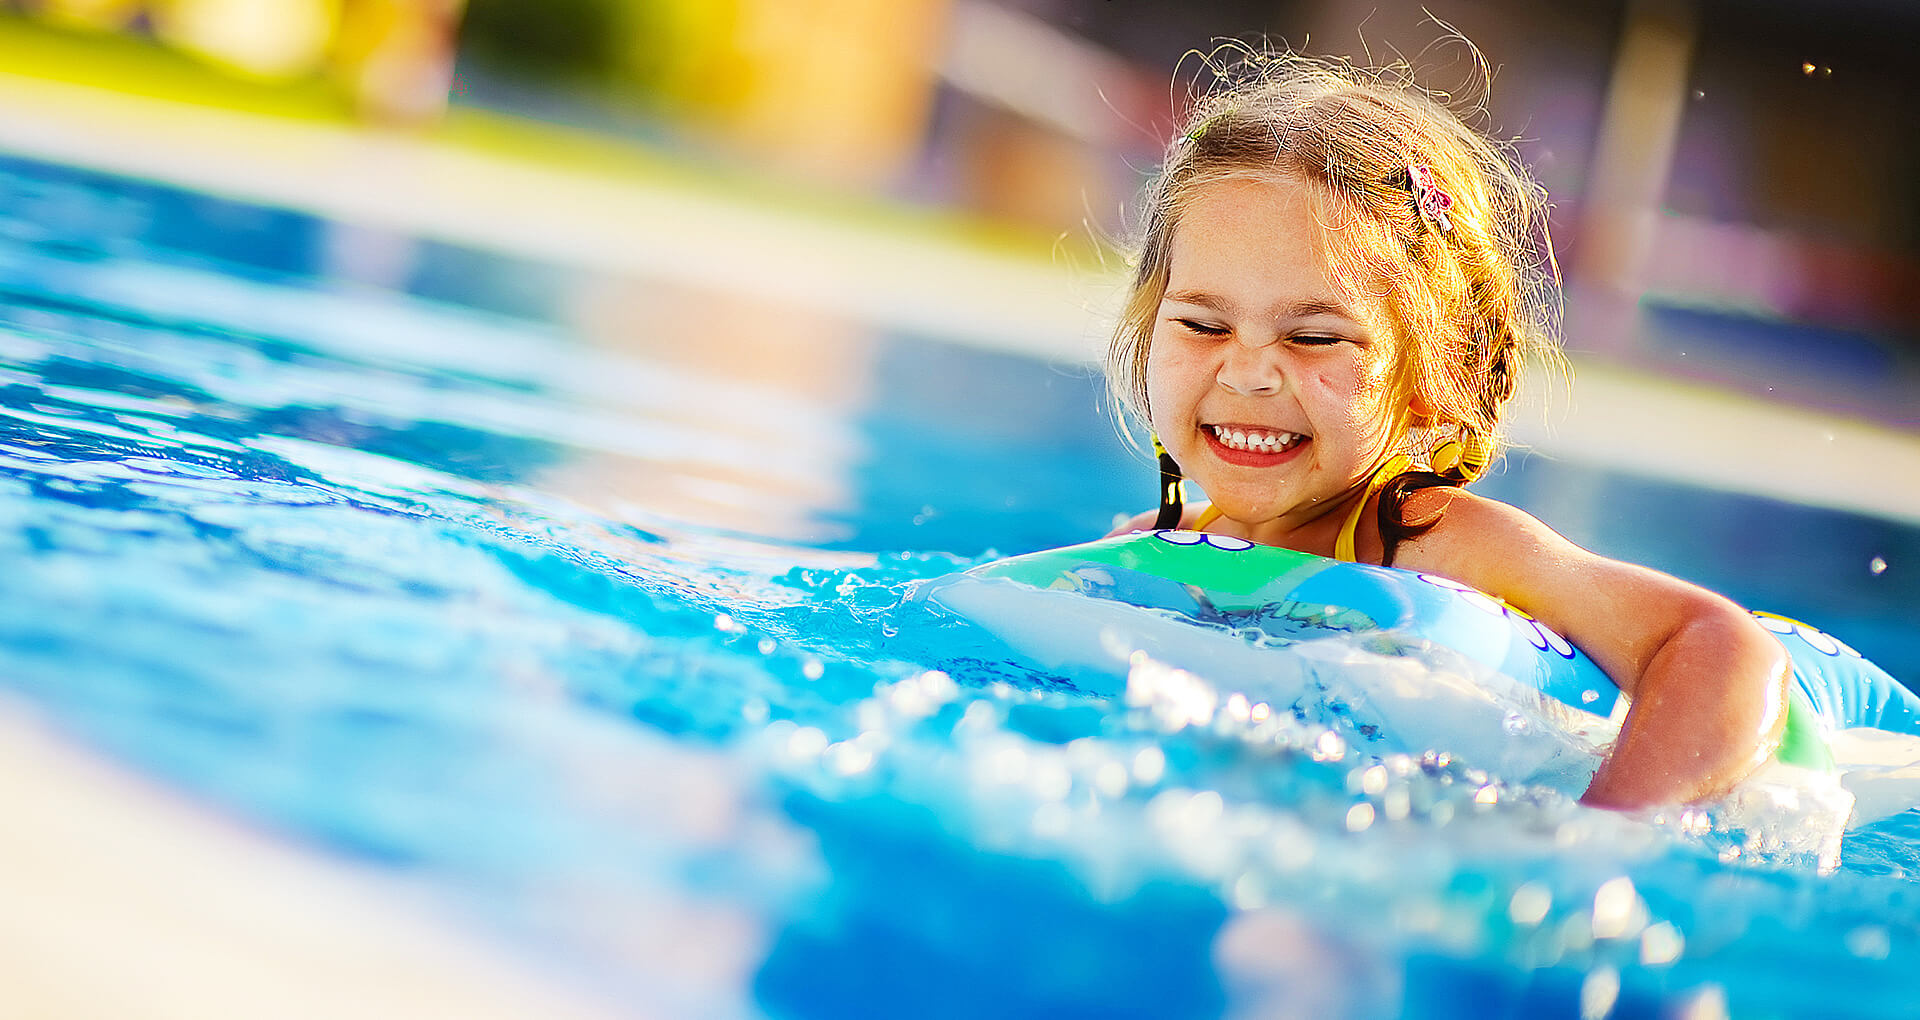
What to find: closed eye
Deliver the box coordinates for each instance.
[1174,318,1229,337]
[1291,334,1348,346]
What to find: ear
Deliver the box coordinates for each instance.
[1408,391,1437,421]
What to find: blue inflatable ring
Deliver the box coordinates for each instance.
[943,530,1920,773]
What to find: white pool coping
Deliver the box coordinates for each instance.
[0,699,627,1018]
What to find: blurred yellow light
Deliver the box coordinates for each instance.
[151,0,340,80]
[36,0,143,31]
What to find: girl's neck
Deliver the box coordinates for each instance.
[1203,482,1371,558]
[1199,454,1410,562]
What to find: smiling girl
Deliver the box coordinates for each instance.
[1104,50,1791,810]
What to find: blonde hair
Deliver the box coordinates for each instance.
[1108,46,1562,488]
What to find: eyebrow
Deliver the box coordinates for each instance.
[1162,289,1357,322]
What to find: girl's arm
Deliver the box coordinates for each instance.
[1395,490,1790,809]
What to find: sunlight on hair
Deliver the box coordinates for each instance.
[1106,42,1564,488]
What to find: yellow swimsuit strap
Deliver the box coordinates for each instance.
[1334,454,1412,562]
[1187,454,1413,563]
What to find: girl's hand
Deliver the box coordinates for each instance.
[1395,490,1790,810]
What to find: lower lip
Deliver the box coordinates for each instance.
[1203,429,1307,467]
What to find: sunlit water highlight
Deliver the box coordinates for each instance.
[4,155,1920,1018]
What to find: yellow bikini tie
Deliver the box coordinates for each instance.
[1334,454,1411,563]
[1186,454,1411,563]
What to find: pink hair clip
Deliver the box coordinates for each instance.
[1407,163,1454,233]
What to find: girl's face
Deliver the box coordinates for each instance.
[1146,174,1408,543]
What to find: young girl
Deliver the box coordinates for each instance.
[1104,51,1788,811]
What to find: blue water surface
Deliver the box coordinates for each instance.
[3,153,1920,1019]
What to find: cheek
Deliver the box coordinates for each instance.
[1346,346,1399,403]
[1143,340,1183,421]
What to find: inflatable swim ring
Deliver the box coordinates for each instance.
[924,530,1920,775]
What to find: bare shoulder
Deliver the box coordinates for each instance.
[1395,487,1577,584]
[1392,487,1677,624]
[1103,503,1210,538]
[1104,508,1160,538]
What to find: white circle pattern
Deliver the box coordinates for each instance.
[1799,625,1840,656]
[1753,612,1858,658]
[1152,530,1254,552]
[1417,573,1575,659]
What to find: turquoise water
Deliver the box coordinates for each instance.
[4,154,1920,1018]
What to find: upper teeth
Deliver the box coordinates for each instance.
[1212,426,1298,451]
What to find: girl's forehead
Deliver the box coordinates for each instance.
[1165,175,1387,318]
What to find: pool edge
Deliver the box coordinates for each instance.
[0,697,628,1020]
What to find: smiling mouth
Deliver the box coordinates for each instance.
[1205,424,1307,454]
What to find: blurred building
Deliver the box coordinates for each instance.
[914,0,1920,418]
[10,0,1912,417]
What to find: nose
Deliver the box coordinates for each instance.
[1215,337,1285,396]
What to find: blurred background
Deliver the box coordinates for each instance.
[0,0,1914,424]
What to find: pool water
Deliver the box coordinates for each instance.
[4,153,1920,1018]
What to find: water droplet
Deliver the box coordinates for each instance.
[1382,787,1410,823]
[1640,921,1685,965]
[1509,882,1552,925]
[1673,986,1728,1020]
[1592,876,1643,939]
[988,745,1029,784]
[1030,759,1073,801]
[827,741,874,776]
[1345,802,1375,832]
[788,727,828,758]
[1131,745,1166,785]
[1580,966,1620,1020]
[1870,556,1888,575]
[801,658,825,681]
